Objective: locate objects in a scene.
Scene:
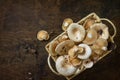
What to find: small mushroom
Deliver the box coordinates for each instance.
[67,23,85,42]
[68,46,84,59]
[92,38,108,50]
[49,40,59,56]
[70,58,82,67]
[83,59,94,68]
[90,23,109,40]
[68,45,78,58]
[62,18,73,31]
[83,29,98,45]
[90,52,100,62]
[55,40,74,55]
[78,44,92,59]
[56,55,77,76]
[58,34,68,42]
[83,19,95,29]
[37,30,49,41]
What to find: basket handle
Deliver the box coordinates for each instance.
[100,18,117,41]
[47,54,60,75]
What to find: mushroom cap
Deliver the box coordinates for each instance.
[92,38,108,55]
[62,18,73,31]
[49,40,59,56]
[37,30,49,41]
[84,19,95,29]
[78,44,92,59]
[68,45,78,58]
[90,23,109,40]
[83,29,98,45]
[55,40,74,55]
[90,52,100,62]
[83,59,94,68]
[56,55,77,76]
[70,58,81,67]
[58,34,68,42]
[67,23,86,42]
[94,49,104,55]
[93,38,108,50]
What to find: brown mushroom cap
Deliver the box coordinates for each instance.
[93,38,108,49]
[67,23,85,42]
[68,45,78,58]
[84,19,95,29]
[37,30,49,41]
[83,29,98,45]
[83,59,94,68]
[55,40,75,55]
[62,18,73,31]
[70,58,81,67]
[92,38,108,55]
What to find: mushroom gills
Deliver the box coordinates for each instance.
[56,55,77,76]
[49,40,59,56]
[90,23,109,40]
[78,44,92,59]
[83,59,94,68]
[67,23,85,42]
[55,40,74,55]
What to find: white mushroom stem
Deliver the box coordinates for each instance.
[78,44,92,59]
[83,59,94,68]
[56,55,77,76]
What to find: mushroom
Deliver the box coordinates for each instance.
[62,18,73,31]
[70,58,81,67]
[83,59,94,68]
[78,44,92,59]
[68,45,78,58]
[56,55,77,76]
[49,40,59,56]
[83,19,95,29]
[58,34,68,42]
[37,30,49,41]
[90,52,100,63]
[83,29,98,45]
[92,38,108,55]
[68,45,84,59]
[67,23,85,42]
[90,23,109,40]
[55,40,74,55]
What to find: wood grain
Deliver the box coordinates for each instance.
[0,0,120,80]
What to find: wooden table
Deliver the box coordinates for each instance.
[0,0,120,80]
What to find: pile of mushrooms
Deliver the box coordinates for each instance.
[47,16,110,77]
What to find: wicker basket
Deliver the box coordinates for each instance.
[45,13,117,80]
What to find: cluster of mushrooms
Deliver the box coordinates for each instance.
[46,17,110,77]
[44,13,116,79]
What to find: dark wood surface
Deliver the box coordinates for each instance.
[0,0,120,80]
